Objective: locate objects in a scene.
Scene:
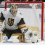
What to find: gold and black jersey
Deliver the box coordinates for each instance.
[0,11,26,30]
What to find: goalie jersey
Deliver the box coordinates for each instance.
[0,10,27,33]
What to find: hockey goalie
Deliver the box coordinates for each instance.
[0,5,38,43]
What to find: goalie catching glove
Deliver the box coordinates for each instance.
[24,29,33,40]
[20,28,33,40]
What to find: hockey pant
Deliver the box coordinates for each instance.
[3,28,22,39]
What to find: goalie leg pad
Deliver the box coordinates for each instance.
[31,36,38,43]
[31,31,38,43]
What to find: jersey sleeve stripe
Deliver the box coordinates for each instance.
[20,26,26,29]
[19,24,26,29]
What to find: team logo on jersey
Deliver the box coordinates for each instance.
[7,18,14,26]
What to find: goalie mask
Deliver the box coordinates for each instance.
[10,5,18,17]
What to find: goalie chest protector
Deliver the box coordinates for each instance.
[3,10,23,30]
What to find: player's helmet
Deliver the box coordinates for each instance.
[10,5,18,17]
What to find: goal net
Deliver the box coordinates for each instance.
[0,1,44,42]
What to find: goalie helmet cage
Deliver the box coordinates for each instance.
[5,1,44,40]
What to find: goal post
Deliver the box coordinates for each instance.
[5,1,44,40]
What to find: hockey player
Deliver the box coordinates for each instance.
[0,5,33,43]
